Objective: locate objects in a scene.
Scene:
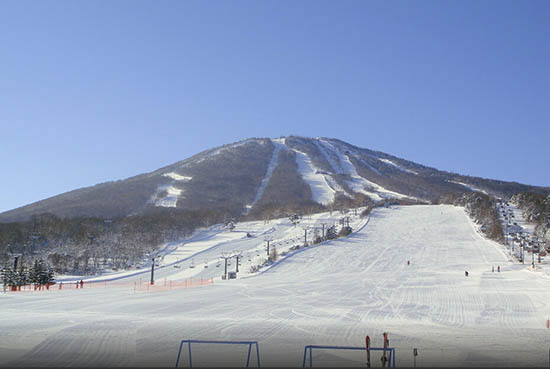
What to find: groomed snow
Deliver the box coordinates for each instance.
[2,205,550,367]
[246,139,284,211]
[292,149,336,205]
[318,139,413,201]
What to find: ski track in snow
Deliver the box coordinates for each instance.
[377,158,418,175]
[246,139,284,211]
[292,149,336,205]
[313,139,345,174]
[317,139,412,201]
[162,172,192,181]
[3,205,550,367]
[448,180,488,194]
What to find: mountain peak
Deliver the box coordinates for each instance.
[1,136,549,223]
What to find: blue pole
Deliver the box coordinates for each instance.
[188,341,192,368]
[246,343,252,367]
[256,342,261,368]
[302,347,308,368]
[175,340,184,368]
[309,346,313,367]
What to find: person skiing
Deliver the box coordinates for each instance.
[79,280,84,289]
[465,271,469,277]
[492,266,494,272]
[75,281,79,289]
[497,265,500,272]
[407,260,410,265]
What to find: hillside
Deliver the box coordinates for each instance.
[2,205,550,367]
[1,135,548,223]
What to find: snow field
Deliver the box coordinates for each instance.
[246,139,284,212]
[162,172,192,181]
[2,205,550,367]
[292,149,337,205]
[318,139,413,201]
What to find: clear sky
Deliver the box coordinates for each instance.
[1,0,549,213]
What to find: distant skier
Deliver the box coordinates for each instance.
[497,266,500,272]
[80,280,84,289]
[492,266,494,272]
[75,281,79,289]
[407,260,410,265]
[465,271,469,277]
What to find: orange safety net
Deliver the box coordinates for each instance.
[2,277,214,293]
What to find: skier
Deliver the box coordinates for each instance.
[497,265,500,272]
[465,271,469,277]
[407,260,410,265]
[80,280,84,289]
[492,266,494,272]
[75,281,79,289]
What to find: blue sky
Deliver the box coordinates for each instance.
[1,0,549,213]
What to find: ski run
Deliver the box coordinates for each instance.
[152,138,415,210]
[2,204,550,367]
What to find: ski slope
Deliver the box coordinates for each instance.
[292,149,338,205]
[1,205,550,367]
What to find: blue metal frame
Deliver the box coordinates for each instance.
[302,345,395,368]
[175,339,261,368]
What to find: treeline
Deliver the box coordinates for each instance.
[2,258,54,290]
[437,192,504,243]
[0,207,238,276]
[510,192,550,248]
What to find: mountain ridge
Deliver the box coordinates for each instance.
[1,135,548,223]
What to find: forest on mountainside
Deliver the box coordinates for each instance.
[438,191,504,243]
[510,192,550,246]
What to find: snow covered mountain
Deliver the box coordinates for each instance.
[1,136,548,222]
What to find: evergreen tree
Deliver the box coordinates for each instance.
[28,259,54,285]
[1,267,16,289]
[29,260,40,284]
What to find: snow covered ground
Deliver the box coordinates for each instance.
[246,140,284,212]
[316,139,412,201]
[2,205,550,367]
[292,149,338,205]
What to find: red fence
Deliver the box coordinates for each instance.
[2,277,214,294]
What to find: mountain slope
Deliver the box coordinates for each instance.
[1,136,548,222]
